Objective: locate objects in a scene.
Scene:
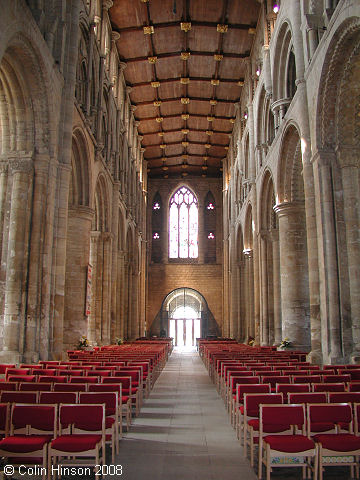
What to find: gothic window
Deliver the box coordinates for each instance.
[169,186,198,259]
[204,191,216,263]
[152,192,162,263]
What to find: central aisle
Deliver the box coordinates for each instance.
[115,349,257,480]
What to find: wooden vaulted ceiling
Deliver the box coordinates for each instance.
[110,0,261,178]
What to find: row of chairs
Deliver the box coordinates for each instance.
[0,403,111,479]
[239,393,360,478]
[0,382,134,431]
[256,402,360,480]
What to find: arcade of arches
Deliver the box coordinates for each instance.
[0,0,359,365]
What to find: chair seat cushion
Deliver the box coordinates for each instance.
[264,435,315,453]
[313,434,360,452]
[0,435,52,453]
[51,434,102,452]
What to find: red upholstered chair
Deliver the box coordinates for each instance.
[39,391,78,404]
[19,382,52,392]
[31,368,57,377]
[313,383,346,393]
[103,377,135,419]
[292,375,322,384]
[79,392,119,462]
[0,403,10,438]
[116,370,142,414]
[7,375,36,383]
[0,383,17,392]
[235,384,270,441]
[329,392,360,405]
[53,383,87,392]
[49,404,105,476]
[87,370,112,378]
[310,403,360,480]
[38,375,67,383]
[276,384,310,403]
[5,368,30,379]
[322,374,351,384]
[349,382,360,392]
[288,392,327,406]
[261,376,291,393]
[243,393,283,466]
[0,404,56,480]
[69,376,99,384]
[0,364,16,376]
[89,383,129,433]
[1,392,38,404]
[259,404,318,480]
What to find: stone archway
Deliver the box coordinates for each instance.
[151,287,219,343]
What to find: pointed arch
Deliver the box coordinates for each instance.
[168,185,198,259]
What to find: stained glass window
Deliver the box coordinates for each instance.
[169,186,198,258]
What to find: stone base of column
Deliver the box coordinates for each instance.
[306,350,323,365]
[0,350,22,364]
[23,351,40,363]
[350,352,360,364]
[326,354,346,365]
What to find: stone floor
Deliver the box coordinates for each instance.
[113,348,257,480]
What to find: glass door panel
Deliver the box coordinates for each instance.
[177,319,184,347]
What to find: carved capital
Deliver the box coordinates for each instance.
[0,163,8,174]
[10,158,34,175]
[102,0,113,11]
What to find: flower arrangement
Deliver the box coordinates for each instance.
[279,338,292,349]
[115,338,123,345]
[77,335,89,350]
[248,339,255,346]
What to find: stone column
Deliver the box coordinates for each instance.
[1,157,34,363]
[270,229,282,345]
[101,232,112,344]
[63,206,94,351]
[116,251,124,338]
[0,163,8,260]
[312,152,342,362]
[88,231,101,344]
[110,183,120,343]
[260,232,269,345]
[244,250,254,339]
[274,202,310,350]
[337,147,360,362]
[239,259,246,341]
[25,155,57,363]
[51,163,72,360]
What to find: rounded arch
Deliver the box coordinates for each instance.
[0,34,50,155]
[316,17,360,151]
[152,287,220,341]
[271,20,296,101]
[70,128,90,207]
[259,169,277,231]
[93,173,110,232]
[277,122,303,204]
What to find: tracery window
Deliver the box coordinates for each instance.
[169,186,198,259]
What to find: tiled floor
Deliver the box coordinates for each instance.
[114,349,257,480]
